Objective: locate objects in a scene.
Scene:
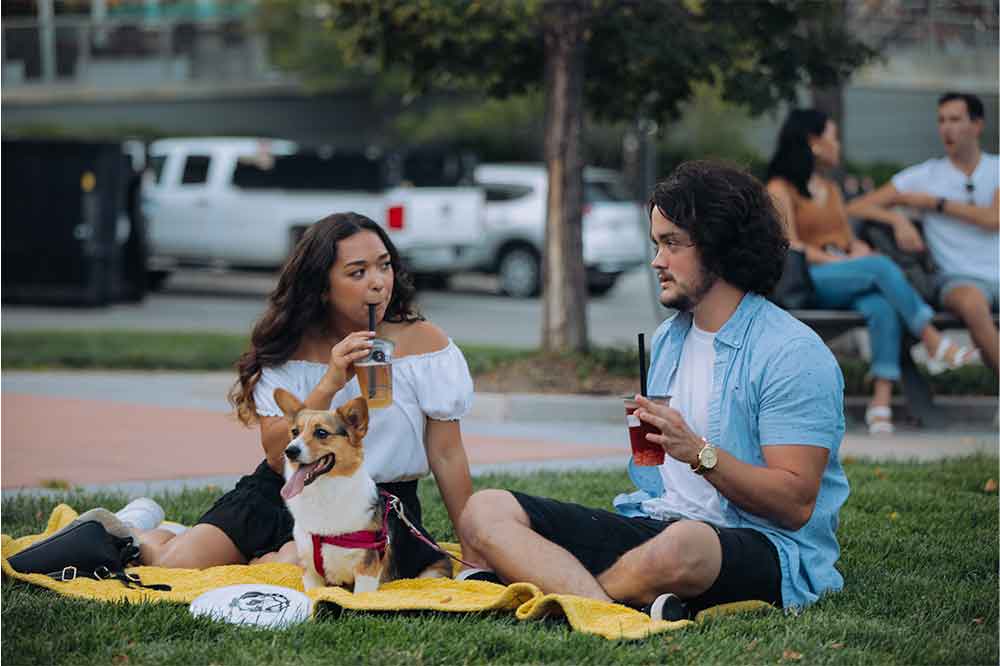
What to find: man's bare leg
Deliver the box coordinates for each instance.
[597,520,722,608]
[943,285,999,372]
[458,489,613,602]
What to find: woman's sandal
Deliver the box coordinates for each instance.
[923,338,980,376]
[865,405,894,435]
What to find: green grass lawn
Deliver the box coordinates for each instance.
[2,457,997,665]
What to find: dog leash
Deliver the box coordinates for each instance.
[378,490,478,569]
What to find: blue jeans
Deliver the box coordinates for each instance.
[809,255,934,381]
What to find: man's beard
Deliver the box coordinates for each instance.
[660,267,718,312]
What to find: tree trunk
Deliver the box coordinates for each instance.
[811,0,848,153]
[541,0,588,352]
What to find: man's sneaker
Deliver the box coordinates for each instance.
[455,568,503,584]
[644,593,689,621]
[114,497,165,531]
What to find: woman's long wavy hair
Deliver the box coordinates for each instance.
[229,212,422,425]
[765,109,829,199]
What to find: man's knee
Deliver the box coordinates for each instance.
[458,489,528,548]
[943,285,991,321]
[638,521,721,592]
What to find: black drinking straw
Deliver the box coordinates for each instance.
[367,304,376,398]
[638,333,647,397]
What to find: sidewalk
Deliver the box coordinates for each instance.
[2,371,997,498]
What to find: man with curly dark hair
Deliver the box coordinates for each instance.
[458,161,849,621]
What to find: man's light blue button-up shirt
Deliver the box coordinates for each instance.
[613,293,849,610]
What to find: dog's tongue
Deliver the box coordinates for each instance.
[281,464,313,501]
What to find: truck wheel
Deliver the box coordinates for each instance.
[498,246,540,298]
[146,270,172,292]
[413,273,451,291]
[587,273,620,297]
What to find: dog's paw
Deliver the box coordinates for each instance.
[302,568,326,591]
[352,574,379,594]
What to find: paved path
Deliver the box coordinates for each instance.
[2,371,996,498]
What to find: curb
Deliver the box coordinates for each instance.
[4,371,996,427]
[470,392,998,428]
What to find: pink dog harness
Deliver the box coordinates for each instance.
[310,530,387,579]
[309,490,476,580]
[309,493,392,580]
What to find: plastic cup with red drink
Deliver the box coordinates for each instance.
[624,395,670,466]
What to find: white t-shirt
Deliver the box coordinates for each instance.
[253,340,474,483]
[891,153,999,283]
[640,322,724,524]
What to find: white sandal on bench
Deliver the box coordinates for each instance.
[922,338,980,376]
[865,405,894,435]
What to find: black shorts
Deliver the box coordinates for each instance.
[510,491,783,612]
[198,460,434,562]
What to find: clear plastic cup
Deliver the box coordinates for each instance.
[357,338,394,409]
[623,395,670,466]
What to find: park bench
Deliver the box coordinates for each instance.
[788,309,998,427]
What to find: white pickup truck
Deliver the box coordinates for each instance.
[143,137,485,286]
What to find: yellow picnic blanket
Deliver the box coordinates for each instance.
[1,504,772,640]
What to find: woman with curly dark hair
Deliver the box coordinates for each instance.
[126,212,475,569]
[766,109,976,434]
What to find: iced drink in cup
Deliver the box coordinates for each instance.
[623,395,670,466]
[357,338,394,409]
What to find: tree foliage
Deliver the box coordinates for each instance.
[259,0,877,352]
[262,0,875,126]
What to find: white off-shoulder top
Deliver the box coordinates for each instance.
[253,340,473,483]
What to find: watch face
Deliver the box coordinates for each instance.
[701,446,718,468]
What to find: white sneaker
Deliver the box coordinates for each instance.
[157,521,189,536]
[645,593,689,621]
[455,568,502,584]
[115,497,165,531]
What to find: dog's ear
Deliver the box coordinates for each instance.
[337,397,369,441]
[273,388,305,420]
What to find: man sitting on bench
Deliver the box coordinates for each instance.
[847,92,999,375]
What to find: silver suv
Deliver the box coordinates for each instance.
[469,163,648,297]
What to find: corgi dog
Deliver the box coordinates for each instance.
[274,389,451,592]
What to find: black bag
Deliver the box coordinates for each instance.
[7,519,170,590]
[770,248,816,310]
[857,219,938,304]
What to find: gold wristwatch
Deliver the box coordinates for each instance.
[692,438,718,475]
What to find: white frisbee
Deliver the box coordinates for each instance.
[189,584,312,629]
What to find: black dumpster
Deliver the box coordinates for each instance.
[2,138,147,306]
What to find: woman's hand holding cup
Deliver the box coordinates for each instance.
[634,394,702,468]
[321,330,375,392]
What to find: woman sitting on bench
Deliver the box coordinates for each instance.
[766,109,978,434]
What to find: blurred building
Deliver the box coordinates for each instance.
[2,0,998,164]
[1,0,388,146]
